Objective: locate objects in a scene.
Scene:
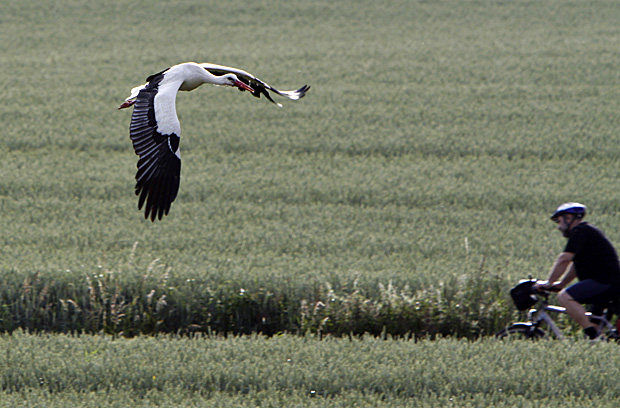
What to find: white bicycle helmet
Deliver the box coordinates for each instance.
[550,202,587,222]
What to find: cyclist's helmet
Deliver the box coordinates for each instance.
[550,202,586,222]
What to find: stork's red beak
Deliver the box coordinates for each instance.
[234,80,254,93]
[118,100,135,110]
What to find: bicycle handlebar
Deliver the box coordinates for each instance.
[534,286,561,293]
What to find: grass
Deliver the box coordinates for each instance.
[1,332,620,407]
[0,333,620,406]
[3,0,620,404]
[0,249,511,337]
[3,0,620,289]
[0,225,509,335]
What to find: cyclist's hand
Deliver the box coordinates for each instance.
[534,280,549,291]
[534,281,562,292]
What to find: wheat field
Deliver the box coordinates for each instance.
[3,0,620,405]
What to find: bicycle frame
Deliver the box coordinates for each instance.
[523,294,616,339]
[527,303,567,339]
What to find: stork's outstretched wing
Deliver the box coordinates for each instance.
[129,71,182,221]
[199,63,310,107]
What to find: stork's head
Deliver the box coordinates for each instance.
[221,73,254,93]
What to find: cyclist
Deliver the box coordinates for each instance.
[536,202,620,340]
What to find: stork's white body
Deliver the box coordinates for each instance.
[120,62,309,221]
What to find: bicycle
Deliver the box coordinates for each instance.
[496,277,620,340]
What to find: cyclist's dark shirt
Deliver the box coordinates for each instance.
[565,222,620,286]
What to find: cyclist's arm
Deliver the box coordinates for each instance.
[544,252,575,287]
[556,262,577,289]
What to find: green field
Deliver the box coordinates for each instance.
[3,0,620,405]
[1,333,620,407]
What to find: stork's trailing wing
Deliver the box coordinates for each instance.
[199,63,310,106]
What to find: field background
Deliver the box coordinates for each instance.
[2,0,620,405]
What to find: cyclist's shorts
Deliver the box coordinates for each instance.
[566,279,619,305]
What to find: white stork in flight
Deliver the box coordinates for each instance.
[119,62,310,221]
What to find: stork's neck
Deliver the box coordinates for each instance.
[175,63,226,91]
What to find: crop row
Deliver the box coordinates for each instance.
[0,256,517,338]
